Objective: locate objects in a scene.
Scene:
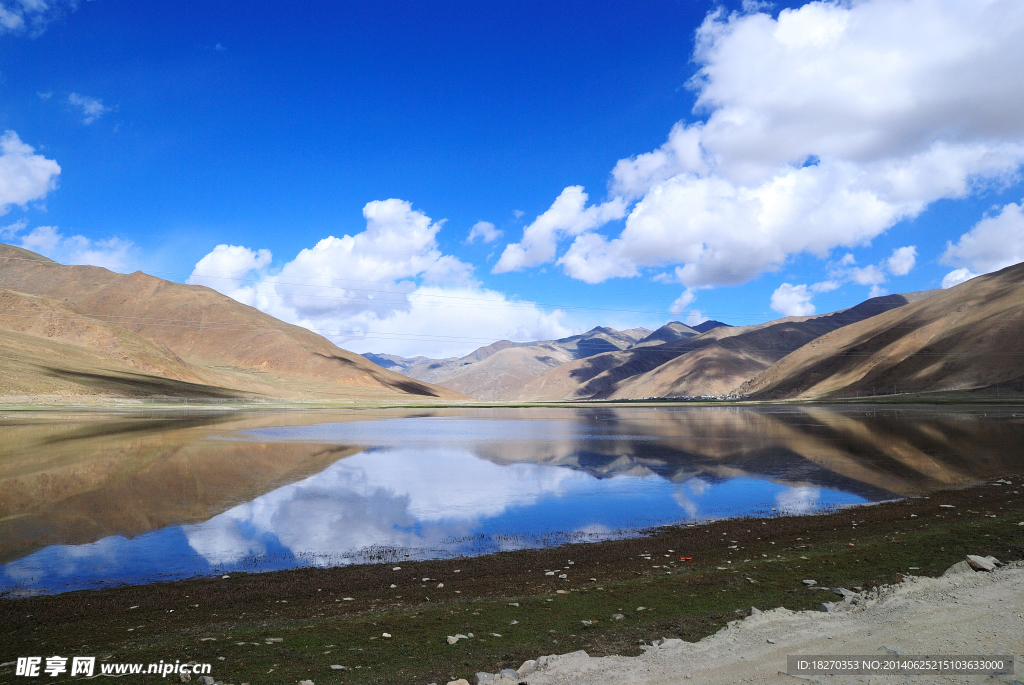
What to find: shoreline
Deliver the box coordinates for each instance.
[2,474,1022,684]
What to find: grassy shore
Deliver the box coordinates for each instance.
[2,476,1022,685]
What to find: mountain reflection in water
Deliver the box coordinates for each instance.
[1,405,1021,594]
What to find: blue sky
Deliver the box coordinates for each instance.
[1,0,1023,357]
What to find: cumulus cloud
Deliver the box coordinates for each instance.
[497,0,1024,288]
[493,186,626,273]
[466,220,502,244]
[0,0,78,36]
[0,131,61,214]
[67,93,113,125]
[186,244,272,289]
[941,201,1024,287]
[18,225,132,269]
[190,199,572,357]
[886,245,917,276]
[770,283,816,316]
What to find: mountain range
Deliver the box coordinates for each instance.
[3,241,1022,402]
[366,261,1024,401]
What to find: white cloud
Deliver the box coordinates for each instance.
[0,217,27,239]
[500,0,1024,288]
[770,282,816,316]
[684,309,709,327]
[886,245,917,276]
[186,244,272,289]
[941,267,976,289]
[0,131,61,214]
[67,93,113,125]
[941,201,1024,287]
[0,0,78,36]
[493,186,626,273]
[668,288,696,316]
[190,199,572,357]
[18,225,132,269]
[466,220,502,244]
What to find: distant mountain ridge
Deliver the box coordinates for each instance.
[362,326,651,400]
[366,266,1024,402]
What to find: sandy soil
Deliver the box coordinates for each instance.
[508,563,1024,684]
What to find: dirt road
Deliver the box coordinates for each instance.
[508,563,1024,684]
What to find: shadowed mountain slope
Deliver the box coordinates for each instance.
[514,293,927,400]
[364,326,651,400]
[0,244,463,401]
[741,263,1024,399]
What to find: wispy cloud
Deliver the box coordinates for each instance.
[0,0,80,37]
[17,225,133,270]
[67,93,113,125]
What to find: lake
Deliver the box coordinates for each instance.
[2,405,1022,594]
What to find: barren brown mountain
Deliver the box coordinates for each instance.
[0,244,463,401]
[513,293,926,401]
[366,326,651,400]
[741,262,1024,399]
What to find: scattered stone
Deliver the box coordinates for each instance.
[447,633,469,645]
[221,575,230,579]
[390,584,397,588]
[446,680,470,685]
[381,632,391,638]
[966,554,996,572]
[199,678,215,685]
[558,573,567,579]
[767,639,776,644]
[264,638,283,644]
[437,583,444,588]
[342,597,354,601]
[545,571,555,576]
[517,660,537,677]
[329,665,348,671]
[467,633,474,638]
[508,602,519,607]
[942,557,974,573]
[581,620,593,626]
[819,602,837,612]
[179,672,191,683]
[939,504,954,508]
[392,567,401,571]
[612,613,625,620]
[509,620,518,625]
[200,637,216,641]
[556,590,568,594]
[802,579,817,586]
[475,672,494,683]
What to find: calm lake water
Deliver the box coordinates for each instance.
[2,405,1022,594]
